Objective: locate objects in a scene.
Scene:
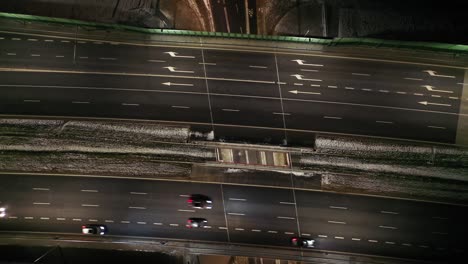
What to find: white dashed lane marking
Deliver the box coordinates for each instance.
[328,220,346,224]
[33,202,50,205]
[318,235,328,238]
[33,188,49,191]
[379,225,397,230]
[329,206,347,210]
[81,189,98,192]
[130,192,148,195]
[352,238,361,241]
[277,216,295,220]
[81,204,99,207]
[381,211,399,215]
[129,206,146,210]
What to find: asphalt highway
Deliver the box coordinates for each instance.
[0,31,466,144]
[0,174,467,262]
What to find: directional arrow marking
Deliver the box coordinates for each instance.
[165,51,195,59]
[423,70,455,78]
[291,59,323,67]
[291,74,322,82]
[164,66,194,73]
[422,85,453,93]
[419,101,451,107]
[162,82,194,86]
[289,90,321,95]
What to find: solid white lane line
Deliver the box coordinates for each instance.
[280,202,295,205]
[402,243,412,246]
[57,218,66,221]
[129,206,146,210]
[362,88,372,91]
[40,217,49,220]
[273,112,291,116]
[171,105,190,109]
[327,85,337,88]
[222,109,240,112]
[33,202,50,205]
[28,39,38,41]
[88,219,98,222]
[368,240,378,243]
[310,84,320,87]
[323,116,342,120]
[381,211,399,215]
[345,87,355,90]
[318,235,328,238]
[235,228,244,231]
[218,227,227,230]
[376,120,393,124]
[229,198,246,201]
[55,55,65,58]
[121,221,130,224]
[81,204,99,207]
[293,83,303,86]
[432,231,448,235]
[72,101,90,104]
[178,209,195,212]
[121,103,139,106]
[300,69,318,72]
[137,222,147,225]
[277,216,295,220]
[385,241,396,244]
[105,220,114,223]
[252,229,261,232]
[24,217,34,220]
[148,59,165,63]
[335,236,344,239]
[379,225,397,229]
[153,223,163,225]
[352,238,361,241]
[81,189,98,192]
[249,65,267,69]
[267,231,278,233]
[30,54,41,57]
[130,192,147,195]
[99,57,117,60]
[396,91,407,94]
[284,232,294,235]
[6,53,16,56]
[72,218,82,221]
[8,216,18,219]
[404,77,423,81]
[428,126,446,129]
[228,213,245,216]
[170,224,179,226]
[352,73,371,76]
[24,100,41,103]
[33,188,49,191]
[328,220,346,224]
[329,206,347,210]
[432,216,448,220]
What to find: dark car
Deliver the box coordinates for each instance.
[186,218,208,228]
[187,194,212,209]
[291,237,315,248]
[82,224,108,235]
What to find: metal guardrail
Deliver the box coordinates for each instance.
[1,12,468,55]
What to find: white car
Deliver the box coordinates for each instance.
[0,207,5,218]
[82,224,108,235]
[291,237,315,248]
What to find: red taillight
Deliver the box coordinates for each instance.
[187,199,193,203]
[82,225,85,229]
[292,238,297,241]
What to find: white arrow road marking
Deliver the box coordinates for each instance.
[165,51,195,59]
[164,66,194,73]
[289,90,321,95]
[419,101,451,107]
[162,82,194,86]
[423,70,455,78]
[291,74,322,82]
[291,59,323,67]
[422,85,453,93]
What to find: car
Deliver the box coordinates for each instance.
[187,194,212,209]
[291,237,315,248]
[186,218,208,228]
[82,224,108,235]
[0,207,5,218]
